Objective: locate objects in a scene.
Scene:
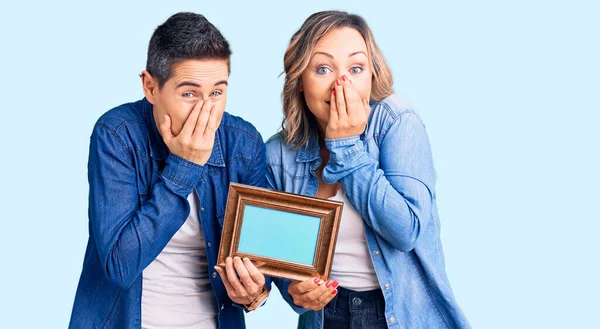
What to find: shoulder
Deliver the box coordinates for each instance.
[369,94,426,140]
[94,99,147,132]
[220,112,263,142]
[91,99,149,149]
[265,132,296,165]
[371,94,421,123]
[218,112,264,161]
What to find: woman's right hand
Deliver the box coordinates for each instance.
[325,75,371,140]
[288,277,339,311]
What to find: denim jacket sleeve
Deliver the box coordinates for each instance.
[231,139,268,313]
[322,111,436,252]
[89,125,205,289]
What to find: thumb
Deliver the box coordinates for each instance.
[158,114,174,142]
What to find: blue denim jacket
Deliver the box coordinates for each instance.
[266,95,471,329]
[69,98,295,329]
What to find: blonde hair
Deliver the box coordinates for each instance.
[281,10,394,149]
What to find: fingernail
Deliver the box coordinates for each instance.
[332,290,338,295]
[333,90,336,96]
[325,281,331,288]
[336,79,341,86]
[332,281,339,288]
[314,278,320,284]
[342,75,347,81]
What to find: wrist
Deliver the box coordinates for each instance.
[244,286,269,311]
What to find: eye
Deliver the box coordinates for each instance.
[317,66,332,75]
[182,92,195,98]
[350,66,363,74]
[210,90,223,97]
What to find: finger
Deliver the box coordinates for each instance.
[193,99,212,138]
[304,280,332,301]
[225,257,246,296]
[204,102,224,137]
[158,114,174,141]
[243,257,266,287]
[214,266,235,295]
[180,100,204,137]
[233,257,258,293]
[329,90,338,124]
[342,77,360,117]
[292,277,324,294]
[315,284,337,307]
[334,78,347,118]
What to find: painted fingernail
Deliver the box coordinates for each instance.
[333,90,336,96]
[332,290,338,295]
[325,281,331,288]
[336,79,341,86]
[332,281,339,288]
[342,75,347,81]
[314,278,320,284]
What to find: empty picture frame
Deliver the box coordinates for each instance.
[217,183,343,282]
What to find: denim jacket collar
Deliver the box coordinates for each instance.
[295,132,321,163]
[144,98,225,167]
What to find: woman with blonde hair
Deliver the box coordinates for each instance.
[266,11,471,328]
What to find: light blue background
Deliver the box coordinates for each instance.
[238,205,320,266]
[0,1,598,328]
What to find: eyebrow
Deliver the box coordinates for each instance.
[175,80,228,88]
[313,51,368,59]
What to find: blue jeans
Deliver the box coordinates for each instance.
[324,287,388,329]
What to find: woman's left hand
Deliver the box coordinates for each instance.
[325,75,371,140]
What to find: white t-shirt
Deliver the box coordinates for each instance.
[329,188,380,291]
[142,192,218,329]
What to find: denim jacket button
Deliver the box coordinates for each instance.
[212,272,218,279]
[201,207,205,212]
[373,250,380,256]
[207,242,212,247]
[389,316,396,323]
[384,283,390,290]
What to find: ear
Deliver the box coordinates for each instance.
[141,70,159,104]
